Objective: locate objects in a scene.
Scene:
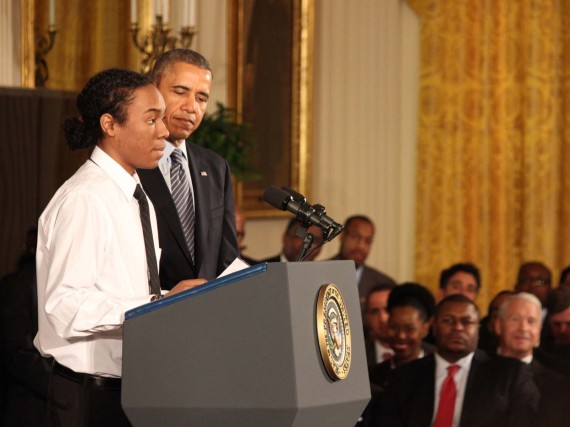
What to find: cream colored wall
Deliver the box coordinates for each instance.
[0,0,22,86]
[242,1,419,283]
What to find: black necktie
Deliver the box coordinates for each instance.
[170,149,195,262]
[133,184,161,295]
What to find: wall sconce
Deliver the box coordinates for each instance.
[130,0,197,74]
[35,0,57,87]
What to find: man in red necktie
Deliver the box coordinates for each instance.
[372,294,539,427]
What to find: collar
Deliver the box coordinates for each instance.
[435,351,475,374]
[158,140,189,172]
[91,146,139,200]
[497,347,534,364]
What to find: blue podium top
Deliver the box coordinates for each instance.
[125,262,268,320]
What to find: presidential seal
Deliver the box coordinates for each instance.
[316,284,351,380]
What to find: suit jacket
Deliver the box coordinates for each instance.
[374,351,539,427]
[138,142,239,289]
[330,255,396,312]
[530,354,570,427]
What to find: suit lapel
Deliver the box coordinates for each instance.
[139,167,194,268]
[460,351,486,427]
[186,142,211,274]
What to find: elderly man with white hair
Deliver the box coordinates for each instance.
[494,292,569,427]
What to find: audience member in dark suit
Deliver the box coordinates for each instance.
[515,262,554,350]
[0,228,52,426]
[494,292,570,427]
[478,290,514,352]
[544,287,570,359]
[138,49,239,289]
[373,294,539,427]
[330,215,396,313]
[363,284,396,368]
[259,218,324,263]
[234,206,258,265]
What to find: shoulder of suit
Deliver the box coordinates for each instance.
[392,353,435,378]
[363,264,397,284]
[186,141,228,164]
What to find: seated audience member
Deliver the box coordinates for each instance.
[478,290,515,352]
[0,228,52,425]
[369,283,435,391]
[374,294,539,427]
[545,287,570,358]
[438,263,480,301]
[331,215,396,312]
[234,206,258,265]
[260,218,324,262]
[363,284,396,367]
[423,262,481,345]
[559,266,570,289]
[494,292,570,427]
[514,261,552,309]
[359,283,434,426]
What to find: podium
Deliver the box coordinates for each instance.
[122,261,371,426]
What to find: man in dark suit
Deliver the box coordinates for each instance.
[330,215,396,314]
[260,218,324,263]
[374,294,539,427]
[494,292,570,427]
[139,49,239,289]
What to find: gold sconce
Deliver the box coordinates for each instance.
[35,0,57,87]
[129,0,197,74]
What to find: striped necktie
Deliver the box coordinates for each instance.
[170,148,195,262]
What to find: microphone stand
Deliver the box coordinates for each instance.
[297,228,315,262]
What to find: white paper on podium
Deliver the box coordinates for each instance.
[217,257,251,278]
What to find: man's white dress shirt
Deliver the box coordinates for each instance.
[433,351,475,427]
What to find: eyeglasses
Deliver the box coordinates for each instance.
[520,278,550,287]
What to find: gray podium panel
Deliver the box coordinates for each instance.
[122,261,370,426]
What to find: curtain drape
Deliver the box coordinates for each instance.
[408,0,570,310]
[36,0,140,91]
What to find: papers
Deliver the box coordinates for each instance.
[217,257,250,278]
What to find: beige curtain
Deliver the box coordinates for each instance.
[409,0,570,311]
[36,0,140,91]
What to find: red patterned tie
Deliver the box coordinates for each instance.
[434,365,460,427]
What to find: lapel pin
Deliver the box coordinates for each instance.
[200,171,208,176]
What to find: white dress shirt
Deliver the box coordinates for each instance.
[374,340,394,364]
[35,146,160,377]
[433,351,475,427]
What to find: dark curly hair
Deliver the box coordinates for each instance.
[388,282,436,321]
[62,68,152,150]
[439,262,481,291]
[150,48,212,85]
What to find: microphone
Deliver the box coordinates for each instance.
[262,185,344,240]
